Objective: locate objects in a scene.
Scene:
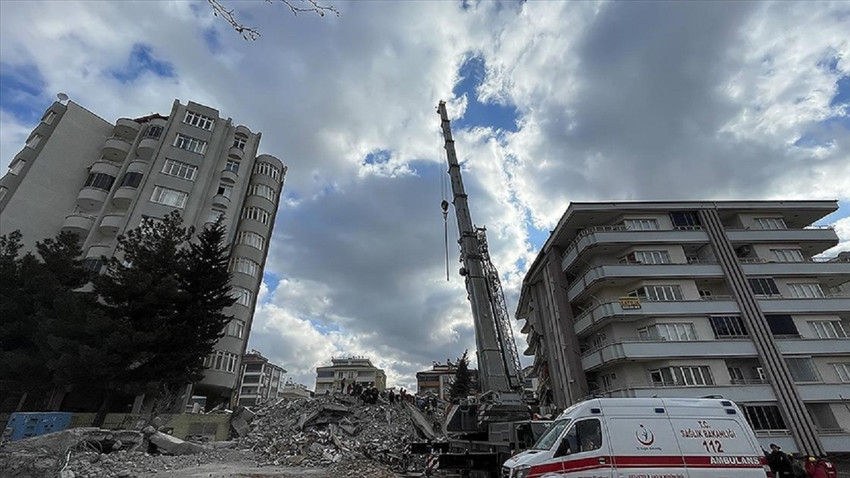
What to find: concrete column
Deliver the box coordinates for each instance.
[131,394,145,414]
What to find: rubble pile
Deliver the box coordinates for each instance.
[237,393,439,474]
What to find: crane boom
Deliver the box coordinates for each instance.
[437,101,523,394]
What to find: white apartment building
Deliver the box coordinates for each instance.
[517,201,850,456]
[315,356,387,394]
[237,350,287,406]
[0,97,286,407]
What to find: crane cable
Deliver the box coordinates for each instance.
[440,138,450,281]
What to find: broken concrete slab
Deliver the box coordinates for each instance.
[149,431,207,455]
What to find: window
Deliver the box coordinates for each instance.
[699,289,713,299]
[727,367,745,383]
[225,160,240,174]
[183,111,215,130]
[84,172,116,191]
[249,183,276,202]
[600,373,617,390]
[254,162,280,180]
[810,321,847,339]
[173,133,207,154]
[649,366,714,386]
[786,358,820,382]
[622,250,671,264]
[9,158,25,175]
[743,405,787,431]
[233,286,253,307]
[217,183,233,198]
[162,159,198,180]
[561,419,602,455]
[756,217,787,230]
[630,285,684,301]
[26,133,42,149]
[772,248,804,262]
[0,187,7,202]
[207,209,225,224]
[831,363,850,382]
[82,258,103,273]
[143,125,163,139]
[754,366,767,381]
[710,316,748,338]
[766,315,798,336]
[787,283,825,298]
[238,231,266,250]
[242,375,260,384]
[232,257,260,277]
[42,110,56,124]
[226,320,245,339]
[623,218,659,231]
[204,351,239,373]
[150,186,188,208]
[669,212,701,228]
[233,136,247,150]
[119,172,143,188]
[638,323,697,341]
[748,277,780,296]
[242,206,270,225]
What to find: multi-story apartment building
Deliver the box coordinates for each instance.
[416,361,479,400]
[315,356,387,394]
[0,97,286,407]
[517,201,849,456]
[237,350,287,406]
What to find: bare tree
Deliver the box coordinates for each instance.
[207,0,339,41]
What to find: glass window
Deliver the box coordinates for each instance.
[238,231,266,250]
[217,183,233,198]
[632,285,683,301]
[82,258,103,273]
[786,358,820,382]
[183,111,215,130]
[710,316,748,338]
[226,320,245,339]
[756,217,787,230]
[650,366,713,386]
[150,186,188,208]
[810,321,847,339]
[532,418,571,451]
[0,186,7,202]
[84,172,116,191]
[8,158,25,175]
[561,419,602,455]
[766,315,798,336]
[623,218,659,230]
[242,207,270,225]
[622,250,671,264]
[249,183,276,202]
[162,159,198,180]
[119,172,143,188]
[748,277,780,296]
[787,283,825,298]
[233,136,247,150]
[669,212,701,228]
[832,363,850,382]
[233,286,253,307]
[26,133,42,148]
[743,405,787,431]
[143,125,163,139]
[42,110,56,124]
[173,133,207,154]
[225,160,240,173]
[232,257,260,277]
[254,162,280,180]
[600,373,617,390]
[728,367,745,382]
[771,249,804,262]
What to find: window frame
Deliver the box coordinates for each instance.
[623,218,659,231]
[233,136,247,150]
[84,172,116,191]
[161,159,198,181]
[755,217,787,230]
[743,404,787,431]
[119,171,143,189]
[710,316,749,338]
[631,285,684,301]
[254,162,280,180]
[787,283,825,299]
[785,357,821,383]
[249,183,276,202]
[144,125,163,139]
[232,257,260,278]
[25,133,42,149]
[217,183,234,199]
[238,231,266,251]
[173,133,207,154]
[748,277,780,296]
[233,286,253,307]
[831,363,850,382]
[150,186,188,208]
[810,320,847,339]
[242,206,270,225]
[771,248,804,262]
[183,111,215,130]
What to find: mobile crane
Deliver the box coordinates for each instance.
[411,102,548,477]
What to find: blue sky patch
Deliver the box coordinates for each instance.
[829,75,850,107]
[0,62,47,124]
[111,44,176,84]
[263,271,281,297]
[364,149,391,165]
[452,55,519,133]
[202,28,222,53]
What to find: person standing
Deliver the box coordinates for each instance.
[768,444,793,478]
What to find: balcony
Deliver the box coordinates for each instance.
[568,263,723,302]
[574,298,740,336]
[212,194,231,209]
[796,383,850,401]
[220,169,238,183]
[580,338,757,371]
[742,260,850,288]
[137,137,159,160]
[113,118,141,141]
[597,382,775,402]
[727,227,838,256]
[102,136,131,162]
[759,294,850,315]
[76,187,109,212]
[775,337,850,355]
[561,226,709,272]
[112,187,136,209]
[61,212,96,238]
[228,147,244,160]
[99,213,125,235]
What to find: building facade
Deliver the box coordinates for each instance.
[314,357,387,394]
[517,201,849,456]
[237,350,287,406]
[0,98,286,405]
[416,361,479,400]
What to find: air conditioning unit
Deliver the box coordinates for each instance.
[735,245,752,257]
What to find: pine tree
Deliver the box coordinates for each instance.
[450,349,473,400]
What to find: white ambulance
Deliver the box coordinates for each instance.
[502,397,770,478]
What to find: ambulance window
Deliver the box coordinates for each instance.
[560,419,602,455]
[532,418,571,450]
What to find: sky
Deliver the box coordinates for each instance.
[1,0,849,392]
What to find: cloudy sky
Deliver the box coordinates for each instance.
[2,0,848,391]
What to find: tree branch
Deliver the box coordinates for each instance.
[206,0,339,41]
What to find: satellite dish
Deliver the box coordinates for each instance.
[57,93,69,103]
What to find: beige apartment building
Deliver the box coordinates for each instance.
[315,357,387,394]
[237,350,287,406]
[0,97,285,406]
[517,201,850,456]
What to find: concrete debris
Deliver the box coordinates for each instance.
[236,393,442,475]
[148,431,207,455]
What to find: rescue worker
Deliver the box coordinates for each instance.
[768,444,793,477]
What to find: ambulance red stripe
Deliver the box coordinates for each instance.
[528,455,765,477]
